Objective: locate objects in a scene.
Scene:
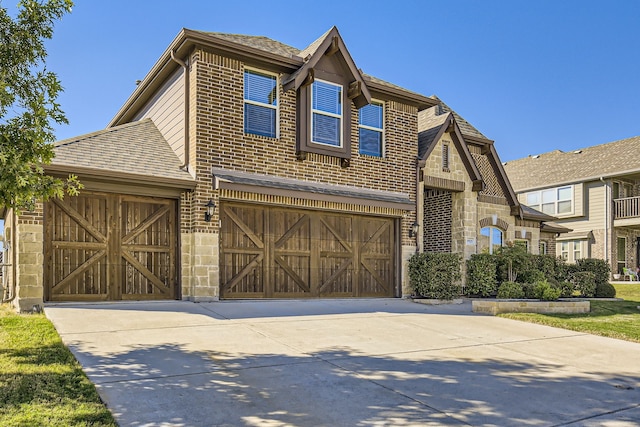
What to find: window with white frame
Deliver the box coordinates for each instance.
[525,185,573,215]
[539,240,548,255]
[358,101,383,156]
[560,240,583,263]
[479,226,503,254]
[311,80,342,147]
[244,69,278,138]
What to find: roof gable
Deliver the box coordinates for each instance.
[281,26,371,108]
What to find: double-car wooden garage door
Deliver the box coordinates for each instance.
[220,203,397,298]
[45,192,177,301]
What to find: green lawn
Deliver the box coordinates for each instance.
[499,283,640,343]
[0,305,117,427]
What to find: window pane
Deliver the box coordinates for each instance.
[558,186,571,200]
[244,70,277,105]
[491,228,503,252]
[244,104,276,138]
[359,128,382,156]
[313,113,340,146]
[479,227,491,254]
[527,192,539,206]
[359,102,383,128]
[313,81,341,114]
[542,203,555,215]
[542,189,555,203]
[557,200,571,214]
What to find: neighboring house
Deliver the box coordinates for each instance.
[416,99,568,268]
[504,135,640,275]
[3,27,565,311]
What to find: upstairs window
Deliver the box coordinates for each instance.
[358,101,384,157]
[525,185,573,215]
[311,80,342,147]
[244,69,278,138]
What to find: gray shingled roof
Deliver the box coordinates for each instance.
[205,32,301,58]
[51,119,194,186]
[503,135,640,192]
[430,96,489,141]
[199,29,424,99]
[212,168,413,207]
[417,110,449,159]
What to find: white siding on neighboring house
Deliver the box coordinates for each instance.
[133,67,186,162]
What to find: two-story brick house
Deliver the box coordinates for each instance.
[2,27,566,311]
[416,99,567,269]
[3,27,441,310]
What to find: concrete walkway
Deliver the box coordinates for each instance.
[45,299,640,427]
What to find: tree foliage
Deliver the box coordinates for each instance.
[0,0,81,213]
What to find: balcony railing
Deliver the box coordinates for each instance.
[614,196,640,219]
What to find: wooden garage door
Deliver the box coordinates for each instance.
[45,192,177,301]
[220,203,396,298]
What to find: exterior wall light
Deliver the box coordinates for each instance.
[409,221,420,239]
[204,199,216,222]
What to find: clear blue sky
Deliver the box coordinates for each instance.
[20,0,640,161]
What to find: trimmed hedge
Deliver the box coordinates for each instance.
[409,252,462,300]
[466,254,497,297]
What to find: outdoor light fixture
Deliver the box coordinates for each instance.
[409,221,420,239]
[204,199,215,222]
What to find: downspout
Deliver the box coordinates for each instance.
[170,50,190,172]
[600,177,609,264]
[2,210,16,303]
[416,158,426,253]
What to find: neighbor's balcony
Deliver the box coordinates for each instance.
[614,196,640,227]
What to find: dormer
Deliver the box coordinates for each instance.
[283,27,371,160]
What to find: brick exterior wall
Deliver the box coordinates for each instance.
[179,48,419,300]
[423,189,452,252]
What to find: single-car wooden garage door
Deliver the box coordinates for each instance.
[44,191,178,301]
[220,203,397,298]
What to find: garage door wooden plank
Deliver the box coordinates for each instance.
[121,250,168,294]
[317,258,352,292]
[273,254,311,292]
[319,216,352,252]
[224,253,264,292]
[360,258,389,292]
[273,213,308,248]
[51,198,106,243]
[223,206,264,249]
[50,250,106,293]
[121,205,170,245]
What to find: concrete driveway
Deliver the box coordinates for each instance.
[45,299,640,427]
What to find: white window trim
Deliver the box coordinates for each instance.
[480,226,503,255]
[525,185,574,216]
[358,99,384,157]
[311,78,343,148]
[559,239,585,263]
[243,67,279,138]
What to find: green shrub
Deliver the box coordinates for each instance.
[556,281,575,298]
[495,244,531,283]
[572,271,596,297]
[408,252,462,300]
[575,258,610,289]
[497,281,524,299]
[466,254,497,297]
[521,282,536,299]
[541,285,562,301]
[595,282,617,298]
